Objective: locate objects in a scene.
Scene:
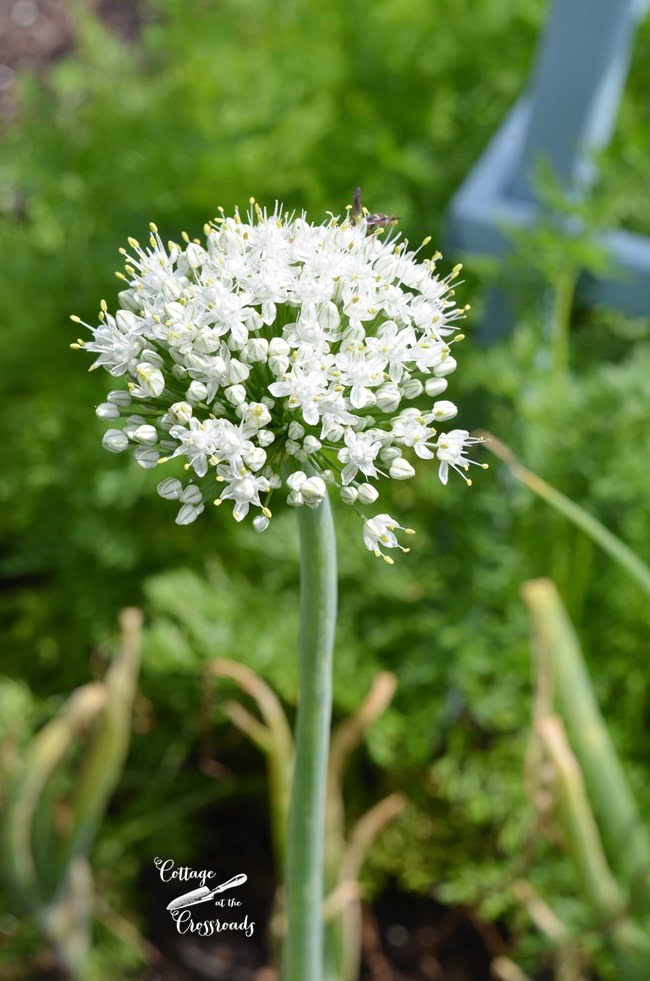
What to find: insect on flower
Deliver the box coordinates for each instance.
[352,186,399,233]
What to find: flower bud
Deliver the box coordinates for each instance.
[301,476,327,508]
[134,446,160,468]
[225,384,247,406]
[186,242,206,268]
[141,349,164,369]
[258,429,275,447]
[186,380,209,403]
[133,424,158,445]
[244,447,267,472]
[288,421,305,440]
[433,356,457,378]
[269,355,290,376]
[96,402,120,420]
[227,360,250,385]
[116,310,140,332]
[245,310,264,333]
[341,324,365,345]
[253,514,270,533]
[357,482,379,504]
[303,435,322,454]
[326,423,344,442]
[122,414,147,438]
[380,446,401,464]
[193,329,220,355]
[162,278,183,302]
[157,478,183,500]
[340,485,358,504]
[262,300,277,325]
[432,400,458,422]
[245,337,269,363]
[401,378,423,399]
[318,301,340,332]
[286,471,307,492]
[102,429,129,453]
[118,290,141,314]
[389,458,415,480]
[107,390,132,408]
[269,338,290,358]
[376,384,401,414]
[181,484,203,505]
[425,376,448,397]
[373,254,398,279]
[175,503,204,525]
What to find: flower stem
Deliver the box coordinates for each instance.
[283,493,337,981]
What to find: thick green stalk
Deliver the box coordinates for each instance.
[283,493,337,981]
[523,579,650,909]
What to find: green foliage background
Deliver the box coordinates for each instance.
[1,0,649,975]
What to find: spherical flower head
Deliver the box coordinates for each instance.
[73,201,485,559]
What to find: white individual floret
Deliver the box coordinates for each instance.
[132,363,165,398]
[363,514,414,563]
[338,430,382,484]
[435,429,486,486]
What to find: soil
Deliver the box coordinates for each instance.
[135,797,506,981]
[0,0,142,121]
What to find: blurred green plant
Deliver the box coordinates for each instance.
[521,578,650,979]
[2,608,143,979]
[1,0,649,976]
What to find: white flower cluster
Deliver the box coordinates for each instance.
[73,202,485,562]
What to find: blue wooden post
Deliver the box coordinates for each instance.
[445,0,650,341]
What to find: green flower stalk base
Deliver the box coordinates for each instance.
[283,492,337,981]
